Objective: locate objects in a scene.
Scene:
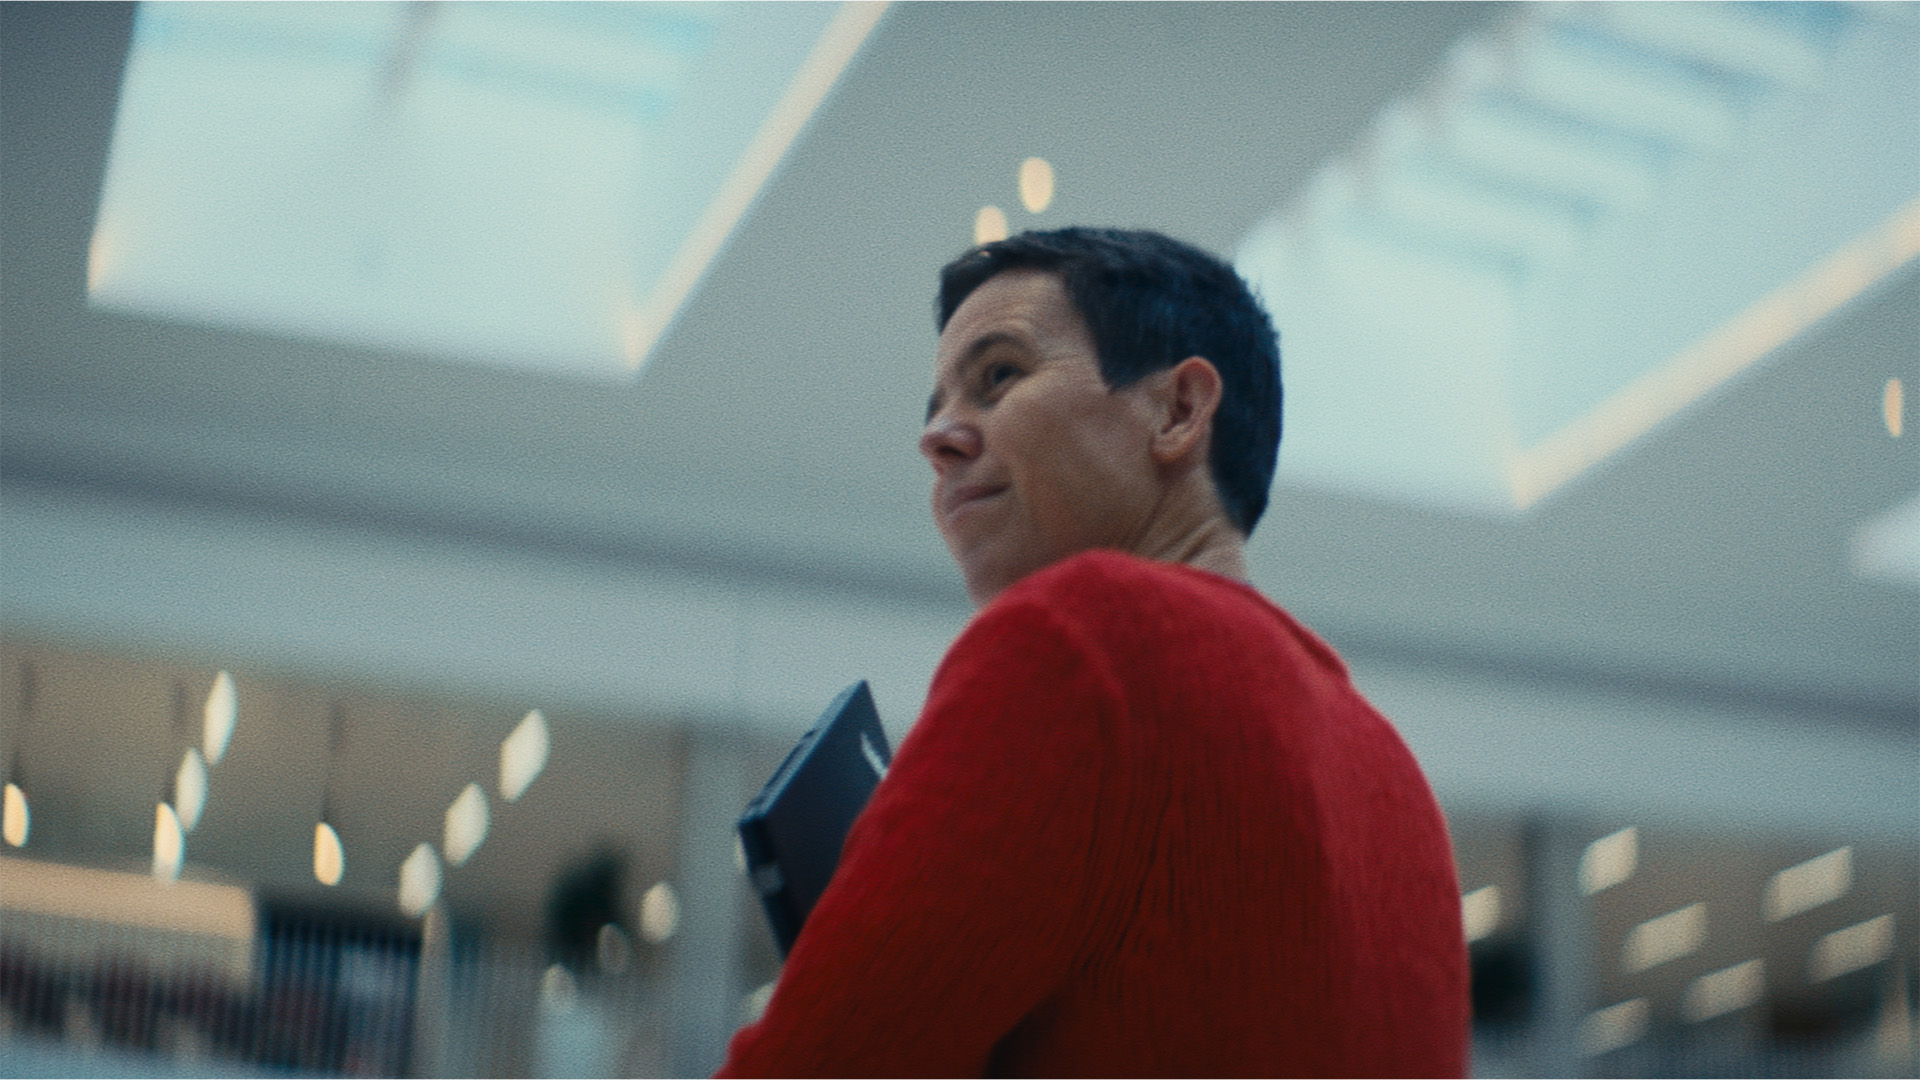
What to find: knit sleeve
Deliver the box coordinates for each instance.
[715,595,1118,1078]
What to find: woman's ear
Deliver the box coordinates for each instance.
[1150,356,1222,466]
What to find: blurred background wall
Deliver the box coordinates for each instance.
[2,3,1915,1077]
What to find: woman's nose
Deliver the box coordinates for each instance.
[919,413,982,468]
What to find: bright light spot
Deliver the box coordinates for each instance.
[202,671,237,765]
[1764,846,1851,922]
[596,922,632,975]
[87,229,116,293]
[1887,378,1904,438]
[313,821,345,886]
[974,206,1009,245]
[499,710,550,803]
[152,802,184,882]
[1682,958,1764,1022]
[1018,157,1054,213]
[742,981,776,1025]
[1624,902,1707,972]
[1579,826,1638,895]
[539,963,577,1014]
[1810,914,1894,982]
[174,748,208,832]
[1581,998,1649,1056]
[3,783,29,847]
[397,842,442,917]
[442,782,490,868]
[1462,884,1502,943]
[640,881,681,944]
[733,834,748,873]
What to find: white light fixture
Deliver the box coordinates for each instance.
[499,710,550,803]
[640,881,681,944]
[539,963,578,1015]
[2,783,28,848]
[1018,157,1054,214]
[1810,914,1895,982]
[442,782,490,867]
[203,671,237,765]
[397,842,443,917]
[174,748,208,832]
[1580,998,1648,1057]
[313,821,345,887]
[1579,827,1638,895]
[153,802,185,882]
[974,206,1009,245]
[1682,959,1764,1023]
[1763,846,1852,922]
[1462,884,1502,943]
[596,923,632,975]
[1624,902,1707,973]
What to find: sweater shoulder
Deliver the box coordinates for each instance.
[995,550,1350,680]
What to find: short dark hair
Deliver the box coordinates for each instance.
[936,227,1283,535]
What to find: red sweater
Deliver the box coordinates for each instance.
[719,551,1468,1077]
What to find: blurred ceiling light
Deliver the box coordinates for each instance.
[174,748,208,832]
[742,981,776,1025]
[640,881,681,944]
[397,842,443,917]
[1019,157,1054,213]
[91,2,888,382]
[1624,902,1707,973]
[203,671,236,765]
[1462,884,1502,943]
[974,206,1009,246]
[1810,914,1895,982]
[596,922,632,975]
[539,963,578,1014]
[500,710,550,803]
[153,802,185,882]
[1682,958,1764,1023]
[1764,846,1852,922]
[1888,378,1905,438]
[1579,826,1638,895]
[2,783,28,847]
[313,821,345,887]
[442,782,490,867]
[1579,997,1648,1057]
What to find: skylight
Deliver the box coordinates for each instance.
[89,1,885,380]
[1237,2,1919,514]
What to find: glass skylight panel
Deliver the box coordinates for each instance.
[90,2,870,380]
[1238,1,1919,514]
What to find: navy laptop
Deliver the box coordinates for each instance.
[737,681,893,957]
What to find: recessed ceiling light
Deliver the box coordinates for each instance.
[314,821,345,886]
[1019,157,1054,213]
[3,783,29,847]
[1623,902,1707,973]
[974,206,1009,245]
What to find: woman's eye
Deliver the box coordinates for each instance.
[985,363,1020,388]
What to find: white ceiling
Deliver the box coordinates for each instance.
[2,2,1915,737]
